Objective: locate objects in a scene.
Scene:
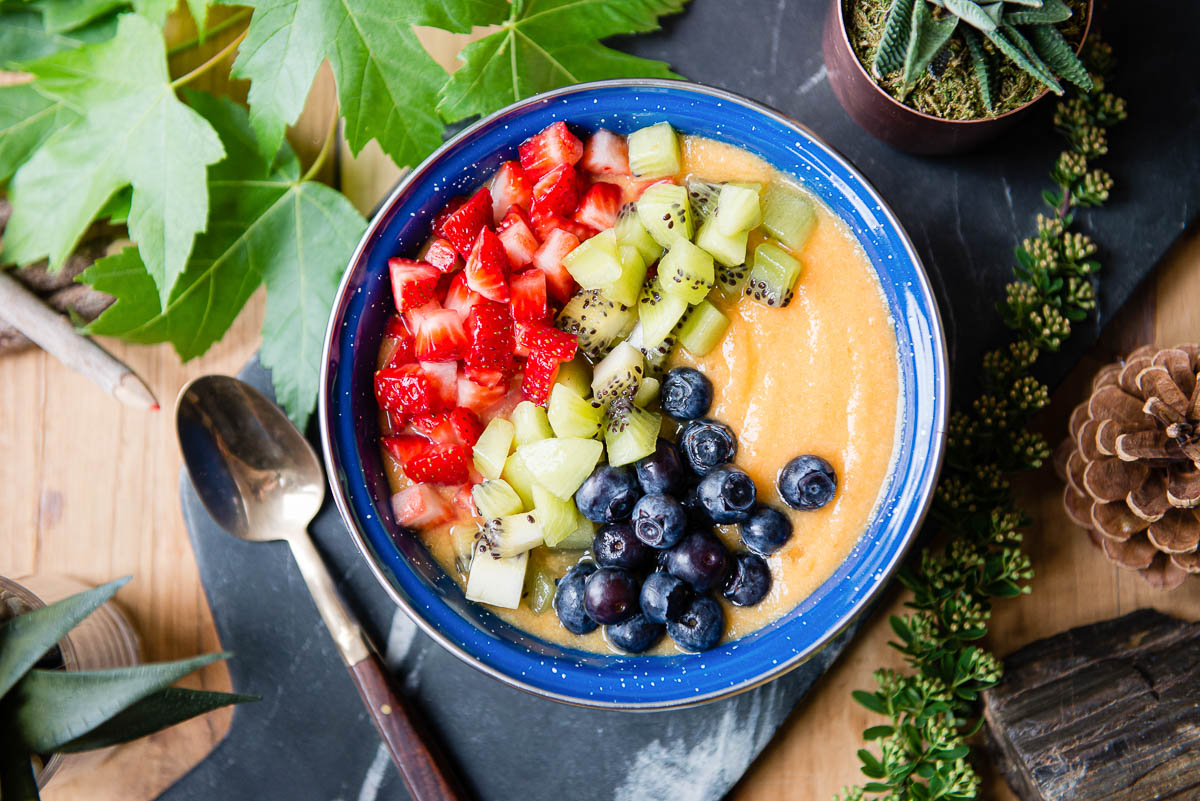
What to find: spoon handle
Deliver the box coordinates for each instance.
[286,533,468,801]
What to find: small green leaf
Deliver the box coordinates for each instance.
[943,0,997,31]
[56,687,258,752]
[872,0,915,77]
[853,689,888,714]
[857,749,885,780]
[863,725,895,741]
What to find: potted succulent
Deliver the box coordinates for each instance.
[0,576,253,796]
[823,0,1094,153]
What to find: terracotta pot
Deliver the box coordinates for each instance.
[823,0,1093,155]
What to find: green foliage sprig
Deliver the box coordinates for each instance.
[837,41,1126,801]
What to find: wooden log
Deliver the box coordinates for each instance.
[983,609,1200,801]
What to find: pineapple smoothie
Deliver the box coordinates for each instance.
[373,120,899,656]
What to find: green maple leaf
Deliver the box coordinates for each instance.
[0,8,118,65]
[2,14,224,306]
[436,0,688,123]
[0,84,76,183]
[82,91,365,428]
[219,0,447,169]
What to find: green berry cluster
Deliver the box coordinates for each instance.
[838,41,1125,801]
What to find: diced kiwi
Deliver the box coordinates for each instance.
[555,356,593,398]
[634,375,660,407]
[557,289,635,360]
[472,479,524,519]
[449,523,480,576]
[627,121,681,179]
[658,238,715,304]
[677,300,730,356]
[472,417,515,480]
[465,544,527,608]
[512,400,554,446]
[695,217,748,269]
[563,228,622,289]
[515,437,604,500]
[614,203,663,264]
[501,451,537,508]
[526,563,557,614]
[637,276,689,348]
[636,182,693,248]
[590,342,644,410]
[546,383,603,438]
[533,482,580,546]
[604,401,663,466]
[746,241,804,308]
[480,511,544,557]
[626,321,677,375]
[715,183,762,235]
[604,245,648,307]
[685,178,721,225]
[711,261,749,305]
[761,181,817,251]
[549,516,595,550]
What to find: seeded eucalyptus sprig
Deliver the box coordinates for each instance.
[837,41,1126,801]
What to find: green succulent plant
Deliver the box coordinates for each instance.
[872,0,1092,110]
[0,577,255,799]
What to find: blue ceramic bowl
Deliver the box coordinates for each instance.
[319,80,948,710]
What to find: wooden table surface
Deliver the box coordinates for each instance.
[4,21,1199,801]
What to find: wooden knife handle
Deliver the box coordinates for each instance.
[347,652,470,801]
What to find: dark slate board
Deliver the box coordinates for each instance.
[164,1,1200,799]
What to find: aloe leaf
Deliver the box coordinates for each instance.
[56,687,259,753]
[985,26,1062,93]
[8,653,229,754]
[902,2,959,87]
[872,0,915,77]
[962,28,995,111]
[0,576,130,700]
[0,735,38,801]
[1027,23,1093,90]
[944,0,998,31]
[1006,0,1070,24]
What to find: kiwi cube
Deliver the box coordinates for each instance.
[563,229,622,289]
[472,479,524,519]
[465,546,527,609]
[715,183,762,235]
[695,217,749,268]
[532,482,580,546]
[614,204,663,264]
[636,183,693,248]
[677,300,730,357]
[546,384,603,438]
[555,356,592,398]
[711,262,749,305]
[512,401,554,445]
[604,245,648,307]
[473,417,515,480]
[634,375,660,408]
[590,341,644,410]
[637,276,689,348]
[658,238,715,304]
[549,516,595,550]
[515,437,604,500]
[480,511,544,557]
[556,289,635,361]
[501,452,537,508]
[625,321,677,376]
[449,523,480,575]
[627,121,681,179]
[526,563,557,614]
[685,178,721,225]
[604,402,663,467]
[761,181,817,251]
[746,241,803,308]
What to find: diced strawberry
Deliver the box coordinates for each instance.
[457,374,509,413]
[465,228,511,302]
[409,411,449,436]
[517,322,578,362]
[580,128,630,176]
[513,322,531,358]
[463,362,511,387]
[404,443,471,485]
[593,173,662,204]
[440,407,484,447]
[530,165,579,220]
[419,361,459,409]
[465,301,514,371]
[382,433,431,465]
[490,160,532,223]
[424,237,459,272]
[439,187,493,256]
[518,121,584,181]
[392,483,453,527]
[443,272,485,322]
[496,209,539,268]
[574,182,622,231]
[414,308,468,362]
[521,349,561,405]
[531,228,580,303]
[388,258,440,313]
[375,365,444,416]
[432,196,465,238]
[453,484,478,516]
[404,300,441,333]
[510,269,548,323]
[381,315,415,368]
[530,209,596,243]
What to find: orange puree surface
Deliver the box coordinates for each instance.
[379,135,901,655]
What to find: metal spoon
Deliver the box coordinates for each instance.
[176,375,467,801]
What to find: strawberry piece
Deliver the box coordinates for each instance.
[404,299,441,334]
[496,209,539,268]
[530,209,596,243]
[457,374,509,413]
[404,443,471,485]
[580,128,630,176]
[392,483,453,527]
[521,349,561,405]
[453,484,478,515]
[439,187,493,256]
[443,272,485,322]
[465,228,511,303]
[440,407,484,447]
[419,360,459,409]
[382,315,415,368]
[518,121,584,181]
[424,237,459,272]
[465,301,514,371]
[414,308,468,362]
[388,258,440,313]
[509,269,548,323]
[593,174,662,204]
[530,164,579,220]
[574,181,622,231]
[490,160,533,223]
[531,228,580,303]
[517,322,578,362]
[432,196,465,238]
[409,411,449,436]
[463,362,511,387]
[375,365,445,416]
[382,433,431,465]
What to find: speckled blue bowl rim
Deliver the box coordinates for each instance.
[319,79,948,710]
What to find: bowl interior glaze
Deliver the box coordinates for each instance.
[320,80,947,709]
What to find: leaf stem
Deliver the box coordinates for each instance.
[169,28,249,90]
[167,9,252,56]
[300,110,339,184]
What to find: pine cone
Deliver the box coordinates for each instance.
[1058,344,1200,589]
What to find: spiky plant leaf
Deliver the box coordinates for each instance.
[985,26,1062,93]
[961,27,995,111]
[56,687,259,753]
[0,576,129,700]
[902,1,959,86]
[1002,0,1043,6]
[872,0,915,77]
[1006,0,1070,24]
[945,0,998,31]
[8,653,228,753]
[0,739,38,801]
[1027,23,1092,90]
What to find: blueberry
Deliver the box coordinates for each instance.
[679,419,736,476]
[666,595,725,652]
[635,438,686,495]
[681,483,714,527]
[778,455,837,510]
[575,464,642,523]
[640,571,691,623]
[632,494,687,550]
[696,465,757,523]
[593,522,654,571]
[554,562,598,634]
[583,567,640,624]
[605,613,665,654]
[665,530,729,592]
[722,552,772,606]
[739,505,794,555]
[660,367,713,420]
